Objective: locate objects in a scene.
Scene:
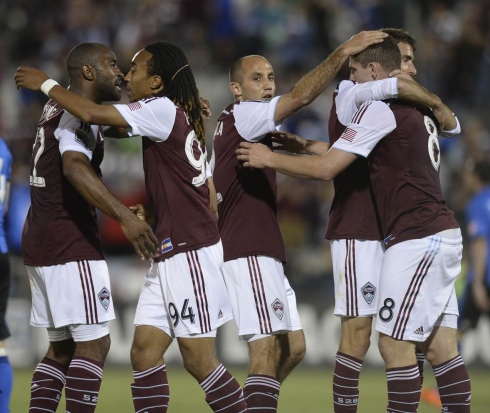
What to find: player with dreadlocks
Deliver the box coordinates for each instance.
[16,41,247,413]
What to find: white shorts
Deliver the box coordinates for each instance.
[27,260,115,328]
[222,255,302,341]
[134,241,233,338]
[331,239,384,317]
[375,230,462,342]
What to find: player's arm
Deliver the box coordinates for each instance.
[470,236,490,312]
[15,67,129,127]
[395,77,458,132]
[237,142,357,181]
[271,132,329,156]
[103,127,131,139]
[62,151,158,259]
[238,100,395,180]
[273,31,388,123]
[207,177,219,220]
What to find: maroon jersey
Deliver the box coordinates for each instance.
[333,99,459,248]
[212,99,286,263]
[114,97,219,261]
[326,83,383,240]
[22,100,105,266]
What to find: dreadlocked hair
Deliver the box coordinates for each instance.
[145,41,205,146]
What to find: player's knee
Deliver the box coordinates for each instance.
[378,335,395,362]
[340,329,371,358]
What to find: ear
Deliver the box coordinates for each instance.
[150,75,164,92]
[82,65,96,81]
[230,82,241,99]
[368,63,378,80]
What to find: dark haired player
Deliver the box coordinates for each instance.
[16,41,248,413]
[16,43,158,413]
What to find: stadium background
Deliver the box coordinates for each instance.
[1,0,490,410]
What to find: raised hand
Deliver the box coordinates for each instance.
[15,66,49,91]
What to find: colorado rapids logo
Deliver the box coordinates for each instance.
[361,282,376,305]
[98,287,111,310]
[271,299,284,320]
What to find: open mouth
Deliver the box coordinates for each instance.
[263,94,273,99]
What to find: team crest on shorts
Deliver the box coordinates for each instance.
[271,299,284,320]
[361,282,376,305]
[98,287,111,310]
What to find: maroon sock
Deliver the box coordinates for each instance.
[415,349,425,387]
[386,364,421,413]
[244,374,280,412]
[434,355,471,412]
[64,356,103,413]
[29,357,67,413]
[200,364,248,412]
[131,364,169,412]
[332,352,363,413]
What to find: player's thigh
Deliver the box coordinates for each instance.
[27,260,115,328]
[330,239,383,317]
[375,233,462,342]
[222,255,299,340]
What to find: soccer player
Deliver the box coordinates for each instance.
[237,36,472,413]
[15,43,158,413]
[323,28,459,412]
[16,41,248,413]
[459,159,490,334]
[212,30,388,412]
[0,138,13,413]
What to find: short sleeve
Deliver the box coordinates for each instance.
[113,97,177,142]
[56,111,98,161]
[332,100,397,158]
[233,96,281,142]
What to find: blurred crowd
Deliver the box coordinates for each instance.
[2,0,490,308]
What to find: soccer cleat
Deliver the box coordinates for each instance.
[420,387,442,408]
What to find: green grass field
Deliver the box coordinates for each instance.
[11,366,489,412]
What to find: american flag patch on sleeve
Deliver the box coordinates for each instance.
[340,127,357,142]
[128,102,142,111]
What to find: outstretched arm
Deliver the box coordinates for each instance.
[62,151,158,259]
[273,31,388,123]
[15,67,128,127]
[236,140,357,181]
